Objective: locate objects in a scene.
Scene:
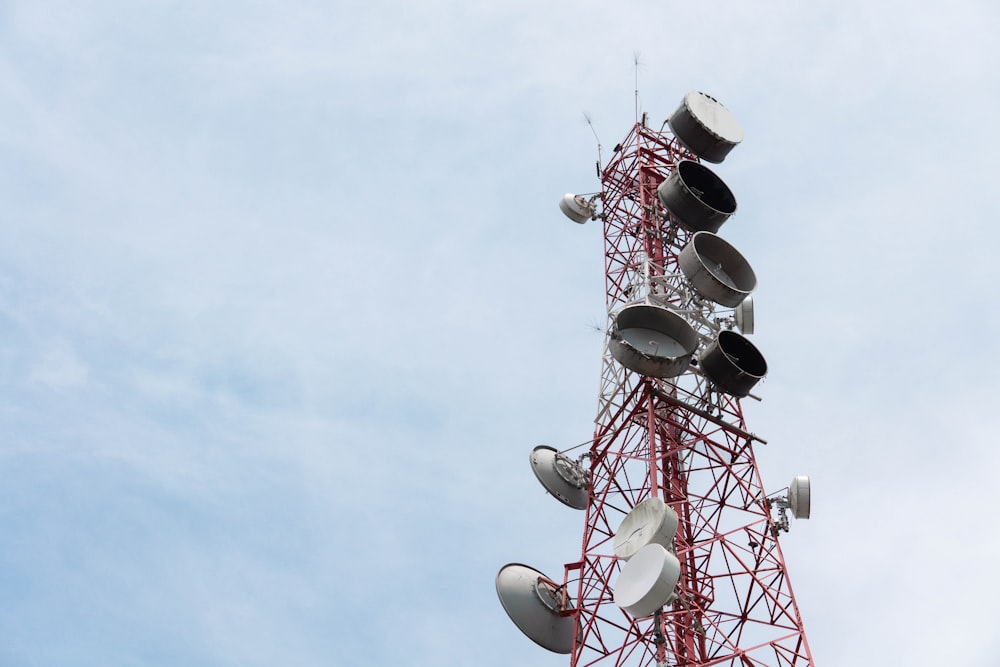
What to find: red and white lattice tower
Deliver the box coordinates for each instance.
[497,92,814,667]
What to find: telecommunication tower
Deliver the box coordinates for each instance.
[496,91,814,666]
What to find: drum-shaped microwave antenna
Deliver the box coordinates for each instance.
[678,231,757,307]
[613,496,679,561]
[613,544,681,618]
[559,193,594,224]
[734,295,755,335]
[789,475,811,520]
[496,563,575,654]
[530,445,589,510]
[656,160,737,233]
[609,303,699,378]
[699,330,767,397]
[668,91,744,164]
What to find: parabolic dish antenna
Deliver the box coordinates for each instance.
[609,303,699,378]
[559,193,594,224]
[678,231,757,307]
[699,330,767,397]
[529,445,589,510]
[496,563,574,654]
[734,295,754,335]
[789,475,811,520]
[613,496,679,560]
[668,91,744,164]
[656,160,737,233]
[613,544,681,618]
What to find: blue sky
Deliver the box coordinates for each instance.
[2,1,999,665]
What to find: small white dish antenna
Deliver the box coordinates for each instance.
[678,231,757,307]
[770,476,812,533]
[613,497,679,560]
[609,303,699,378]
[789,475,811,520]
[496,563,574,654]
[734,296,754,335]
[613,544,681,618]
[668,91,743,164]
[529,445,589,510]
[559,193,594,224]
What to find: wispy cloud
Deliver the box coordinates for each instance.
[1,1,997,665]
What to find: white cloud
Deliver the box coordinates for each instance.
[26,342,89,389]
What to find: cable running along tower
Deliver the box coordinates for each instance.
[496,92,814,666]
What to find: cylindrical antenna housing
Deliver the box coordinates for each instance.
[657,160,737,233]
[668,91,743,163]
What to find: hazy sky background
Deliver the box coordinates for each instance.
[2,1,999,665]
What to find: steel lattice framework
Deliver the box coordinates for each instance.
[561,118,814,667]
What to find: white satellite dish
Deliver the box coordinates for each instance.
[609,303,699,378]
[668,91,744,164]
[734,296,754,335]
[789,476,811,520]
[559,193,594,224]
[656,160,737,233]
[613,497,679,561]
[613,544,681,618]
[530,445,589,510]
[496,563,574,654]
[678,231,757,307]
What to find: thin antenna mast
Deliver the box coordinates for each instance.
[584,112,603,175]
[634,52,642,122]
